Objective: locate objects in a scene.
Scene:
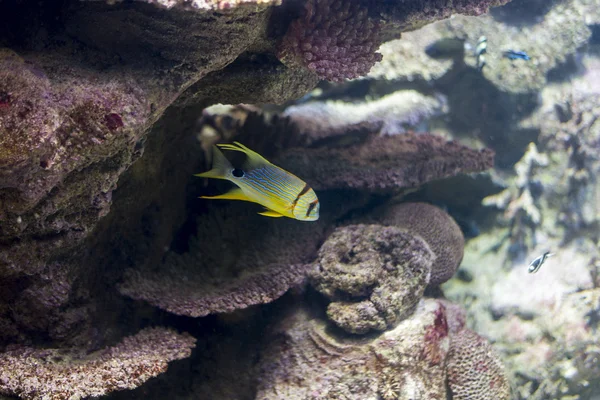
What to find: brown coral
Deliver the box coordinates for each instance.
[309,224,434,334]
[278,0,383,82]
[0,327,196,400]
[117,200,357,317]
[368,202,465,286]
[446,328,511,400]
[276,133,495,192]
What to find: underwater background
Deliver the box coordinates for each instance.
[0,0,599,399]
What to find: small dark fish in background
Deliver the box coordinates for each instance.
[503,50,531,60]
[475,36,487,70]
[425,38,466,59]
[528,251,554,273]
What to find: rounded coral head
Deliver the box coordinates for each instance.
[371,202,465,286]
[292,188,320,221]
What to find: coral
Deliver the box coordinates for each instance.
[277,133,495,192]
[446,328,511,400]
[117,198,366,317]
[283,90,448,136]
[93,0,282,10]
[256,299,467,400]
[0,0,315,346]
[121,262,311,318]
[309,224,434,334]
[535,82,600,237]
[427,0,592,94]
[378,0,511,32]
[191,103,495,193]
[483,142,548,260]
[0,327,196,400]
[278,0,383,82]
[366,202,465,286]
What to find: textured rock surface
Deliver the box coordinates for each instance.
[447,328,511,400]
[256,299,455,400]
[310,224,434,334]
[278,0,383,81]
[366,202,465,286]
[0,327,196,400]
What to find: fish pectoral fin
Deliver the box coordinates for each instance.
[200,188,251,202]
[258,210,285,218]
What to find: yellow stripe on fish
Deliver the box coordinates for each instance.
[194,142,320,221]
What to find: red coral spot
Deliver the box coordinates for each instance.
[0,91,11,109]
[104,113,124,131]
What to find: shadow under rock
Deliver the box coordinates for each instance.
[490,0,560,27]
[436,65,539,169]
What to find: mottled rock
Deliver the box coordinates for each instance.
[310,224,434,334]
[0,327,196,400]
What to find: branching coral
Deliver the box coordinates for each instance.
[482,142,548,259]
[309,224,435,334]
[446,328,511,400]
[0,327,196,400]
[278,0,383,82]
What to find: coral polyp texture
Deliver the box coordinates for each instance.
[278,0,383,82]
[368,202,465,286]
[446,328,511,400]
[0,327,196,400]
[309,224,434,334]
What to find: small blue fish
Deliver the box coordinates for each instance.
[503,50,530,60]
[195,142,320,221]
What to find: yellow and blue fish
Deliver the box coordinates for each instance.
[195,142,320,221]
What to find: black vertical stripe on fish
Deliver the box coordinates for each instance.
[291,183,311,211]
[306,200,318,217]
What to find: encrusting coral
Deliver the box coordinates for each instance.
[278,0,383,82]
[310,224,434,334]
[257,298,510,400]
[482,142,548,260]
[0,327,196,400]
[446,328,511,400]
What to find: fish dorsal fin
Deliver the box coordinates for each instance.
[217,142,271,170]
[258,210,284,218]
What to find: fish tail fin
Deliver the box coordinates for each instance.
[217,141,269,169]
[194,146,232,180]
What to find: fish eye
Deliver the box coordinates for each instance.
[232,168,244,178]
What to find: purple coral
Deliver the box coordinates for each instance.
[0,327,196,400]
[278,0,383,82]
